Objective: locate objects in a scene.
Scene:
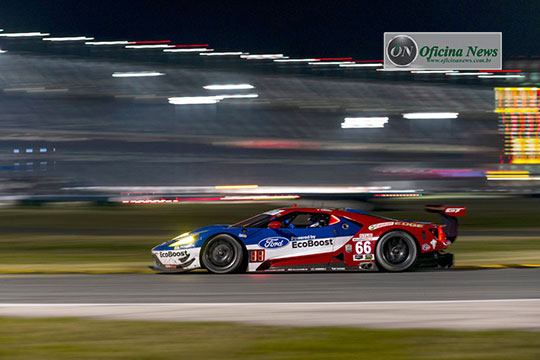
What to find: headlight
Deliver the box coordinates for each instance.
[169,233,197,247]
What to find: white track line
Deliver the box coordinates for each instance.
[1,299,539,307]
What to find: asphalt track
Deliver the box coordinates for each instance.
[1,269,539,330]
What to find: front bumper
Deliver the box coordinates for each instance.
[150,248,201,272]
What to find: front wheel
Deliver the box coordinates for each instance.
[375,231,418,272]
[201,235,244,274]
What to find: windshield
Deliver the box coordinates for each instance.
[229,213,273,228]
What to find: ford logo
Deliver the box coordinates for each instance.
[258,237,290,249]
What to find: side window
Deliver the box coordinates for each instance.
[277,212,330,229]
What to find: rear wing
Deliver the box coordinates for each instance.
[425,205,466,243]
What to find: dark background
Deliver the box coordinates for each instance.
[1,0,538,59]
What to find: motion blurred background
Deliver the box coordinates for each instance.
[0,2,539,359]
[0,0,538,272]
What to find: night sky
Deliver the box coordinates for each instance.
[0,0,538,59]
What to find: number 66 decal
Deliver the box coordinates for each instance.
[355,241,373,254]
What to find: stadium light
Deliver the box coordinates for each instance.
[339,63,382,67]
[341,117,389,128]
[164,48,213,52]
[112,71,165,78]
[402,112,459,119]
[43,36,94,41]
[86,41,130,45]
[0,32,49,37]
[203,84,254,90]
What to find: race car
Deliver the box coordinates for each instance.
[150,205,466,273]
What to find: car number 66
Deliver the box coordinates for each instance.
[355,241,372,254]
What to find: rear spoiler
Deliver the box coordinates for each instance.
[425,205,466,243]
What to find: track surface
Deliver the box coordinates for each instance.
[1,268,539,303]
[1,269,539,330]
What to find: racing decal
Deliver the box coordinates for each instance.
[353,254,374,261]
[368,221,424,230]
[159,250,189,259]
[444,207,466,216]
[239,233,247,238]
[430,239,438,250]
[258,237,290,249]
[264,209,284,216]
[368,222,394,230]
[345,244,352,253]
[249,250,265,262]
[353,233,374,239]
[291,239,333,248]
[422,243,430,251]
[291,235,316,241]
[354,240,374,255]
[352,234,379,241]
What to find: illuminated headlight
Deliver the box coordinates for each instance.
[169,233,197,248]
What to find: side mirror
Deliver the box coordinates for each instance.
[268,221,282,229]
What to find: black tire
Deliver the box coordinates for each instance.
[375,231,418,272]
[201,234,244,274]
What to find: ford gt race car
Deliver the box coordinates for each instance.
[150,205,466,273]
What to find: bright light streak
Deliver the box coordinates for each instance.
[175,44,208,47]
[220,195,300,201]
[112,71,165,78]
[339,63,383,67]
[0,32,49,37]
[203,84,254,90]
[86,41,130,45]
[215,185,259,190]
[168,94,258,105]
[200,52,245,56]
[130,40,170,44]
[0,49,6,54]
[316,57,352,61]
[168,96,220,105]
[215,94,258,99]
[478,74,525,78]
[411,70,458,74]
[163,48,213,52]
[446,72,492,76]
[125,44,173,49]
[341,117,389,129]
[308,61,353,65]
[241,54,286,60]
[43,36,94,41]
[273,58,318,62]
[403,112,459,119]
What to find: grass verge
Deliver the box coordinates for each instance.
[0,317,539,360]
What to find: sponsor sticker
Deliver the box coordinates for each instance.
[238,233,247,238]
[355,241,373,255]
[354,254,374,261]
[345,244,352,253]
[292,239,333,249]
[368,222,394,230]
[291,235,316,241]
[159,250,188,258]
[422,243,430,251]
[258,237,290,249]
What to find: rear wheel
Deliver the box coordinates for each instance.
[202,235,244,274]
[375,231,418,272]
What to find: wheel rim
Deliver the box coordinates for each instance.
[377,233,417,271]
[206,239,237,271]
[382,236,409,265]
